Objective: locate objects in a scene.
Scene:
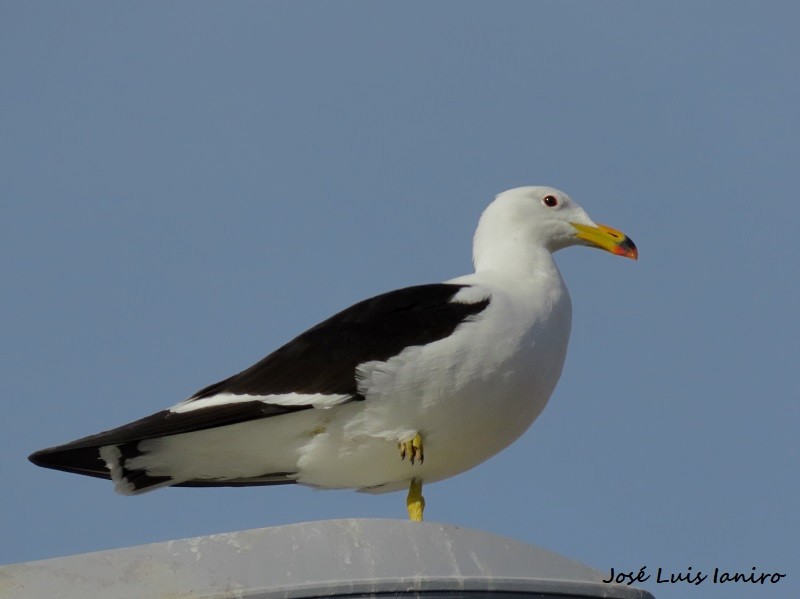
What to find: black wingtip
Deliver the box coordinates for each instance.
[28,448,47,467]
[28,446,62,469]
[28,444,112,480]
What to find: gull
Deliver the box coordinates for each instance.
[29,186,637,521]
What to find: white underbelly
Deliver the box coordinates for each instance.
[295,288,572,492]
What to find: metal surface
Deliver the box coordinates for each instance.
[0,519,654,599]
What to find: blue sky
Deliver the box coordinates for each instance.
[2,3,797,598]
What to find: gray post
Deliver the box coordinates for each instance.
[0,519,654,598]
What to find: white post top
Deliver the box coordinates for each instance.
[1,519,654,599]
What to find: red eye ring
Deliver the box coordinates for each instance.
[542,195,558,207]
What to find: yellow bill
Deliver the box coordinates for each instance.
[572,223,638,260]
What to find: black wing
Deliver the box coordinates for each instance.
[29,283,491,480]
[190,283,490,399]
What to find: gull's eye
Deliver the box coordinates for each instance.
[542,195,558,207]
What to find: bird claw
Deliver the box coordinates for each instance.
[399,433,424,465]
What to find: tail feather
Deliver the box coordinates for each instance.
[30,438,299,492]
[28,407,321,492]
[98,444,178,495]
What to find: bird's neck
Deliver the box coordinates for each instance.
[473,238,562,284]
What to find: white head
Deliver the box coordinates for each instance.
[472,186,637,272]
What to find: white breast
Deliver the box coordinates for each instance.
[294,268,573,492]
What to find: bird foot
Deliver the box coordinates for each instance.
[406,478,425,521]
[399,433,424,465]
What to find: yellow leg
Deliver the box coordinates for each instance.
[406,478,425,521]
